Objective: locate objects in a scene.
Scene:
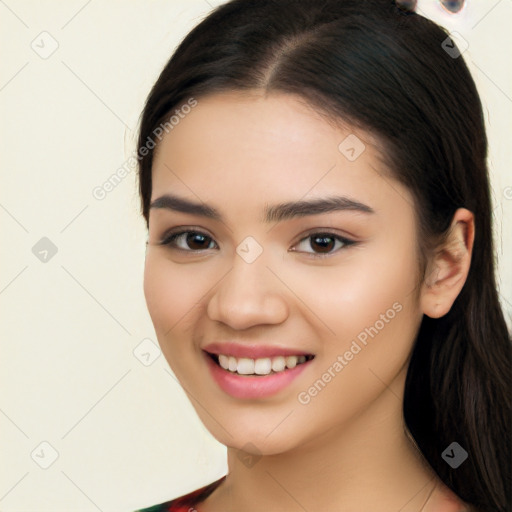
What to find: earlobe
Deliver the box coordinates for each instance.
[421,208,475,319]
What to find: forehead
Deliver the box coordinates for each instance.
[153,90,360,171]
[150,91,413,217]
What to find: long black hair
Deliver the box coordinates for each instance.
[136,1,511,510]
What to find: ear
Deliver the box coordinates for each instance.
[420,208,475,319]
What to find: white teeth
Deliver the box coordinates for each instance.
[285,356,297,369]
[237,358,255,375]
[228,356,237,372]
[213,353,312,375]
[254,358,272,375]
[218,354,229,370]
[271,356,286,372]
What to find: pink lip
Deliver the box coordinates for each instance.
[202,342,313,359]
[203,350,314,399]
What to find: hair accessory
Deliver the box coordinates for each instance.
[395,0,466,14]
[440,0,465,14]
[395,0,417,11]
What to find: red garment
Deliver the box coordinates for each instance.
[135,476,226,512]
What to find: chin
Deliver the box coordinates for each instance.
[198,413,302,455]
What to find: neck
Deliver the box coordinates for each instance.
[204,367,445,511]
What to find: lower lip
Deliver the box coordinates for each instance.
[204,352,313,399]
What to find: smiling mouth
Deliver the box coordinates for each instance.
[205,352,315,376]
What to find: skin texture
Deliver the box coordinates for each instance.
[144,91,474,511]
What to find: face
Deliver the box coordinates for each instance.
[144,91,425,455]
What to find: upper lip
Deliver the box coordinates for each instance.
[202,342,314,359]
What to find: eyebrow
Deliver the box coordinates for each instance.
[149,193,374,223]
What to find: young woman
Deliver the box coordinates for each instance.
[134,0,511,510]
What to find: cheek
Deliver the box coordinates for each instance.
[276,236,422,413]
[282,241,420,344]
[143,254,206,385]
[295,244,422,407]
[143,253,202,342]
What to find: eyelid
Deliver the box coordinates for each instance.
[159,226,218,250]
[292,227,356,245]
[158,226,357,256]
[290,229,356,258]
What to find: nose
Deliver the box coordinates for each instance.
[206,254,289,330]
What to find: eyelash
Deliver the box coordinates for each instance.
[158,228,356,258]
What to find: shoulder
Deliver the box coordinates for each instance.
[134,476,226,512]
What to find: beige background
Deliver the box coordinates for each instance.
[0,1,510,510]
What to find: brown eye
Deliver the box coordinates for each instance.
[293,232,355,257]
[160,230,217,251]
[310,235,336,253]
